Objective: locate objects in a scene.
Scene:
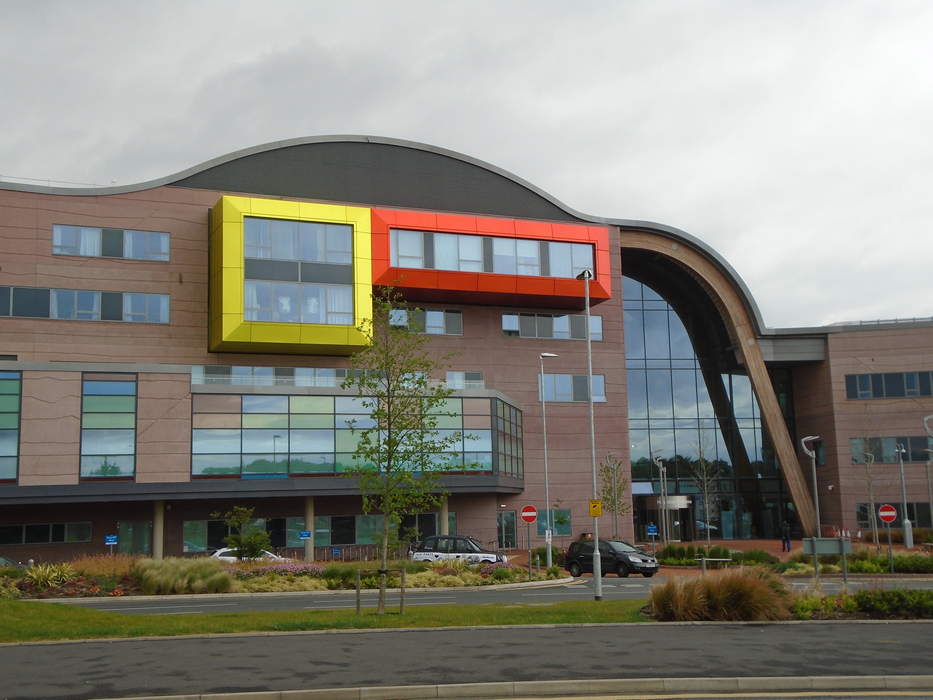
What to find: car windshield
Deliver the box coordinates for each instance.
[608,541,640,553]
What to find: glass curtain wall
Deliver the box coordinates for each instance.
[623,277,793,540]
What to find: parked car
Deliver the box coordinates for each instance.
[209,548,287,563]
[410,535,507,564]
[565,539,659,577]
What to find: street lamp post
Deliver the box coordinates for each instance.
[801,436,821,581]
[499,504,507,550]
[576,268,602,601]
[895,443,914,549]
[653,456,668,545]
[539,352,559,569]
[863,452,879,549]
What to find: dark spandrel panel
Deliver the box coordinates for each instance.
[11,287,50,318]
[0,524,21,544]
[883,372,905,398]
[245,258,300,282]
[845,374,858,399]
[299,262,353,285]
[24,523,50,544]
[444,311,462,335]
[571,374,589,401]
[482,236,494,272]
[101,228,124,258]
[921,372,932,396]
[0,287,9,315]
[101,292,123,321]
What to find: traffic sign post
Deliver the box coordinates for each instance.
[589,499,603,517]
[879,504,896,572]
[104,534,118,556]
[521,506,537,581]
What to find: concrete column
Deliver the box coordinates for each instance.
[152,500,165,560]
[304,496,315,562]
[439,496,449,535]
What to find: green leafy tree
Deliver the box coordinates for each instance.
[212,505,271,560]
[342,287,460,614]
[598,453,631,539]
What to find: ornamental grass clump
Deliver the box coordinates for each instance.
[70,554,138,579]
[24,563,76,589]
[650,567,791,621]
[132,557,232,595]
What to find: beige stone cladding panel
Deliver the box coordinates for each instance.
[827,327,933,531]
[136,373,191,483]
[18,371,81,485]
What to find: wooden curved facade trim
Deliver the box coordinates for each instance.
[620,228,818,536]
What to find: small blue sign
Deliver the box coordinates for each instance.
[104,534,118,546]
[646,524,658,536]
[331,547,342,557]
[298,530,311,540]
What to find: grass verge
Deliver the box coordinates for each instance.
[0,598,649,643]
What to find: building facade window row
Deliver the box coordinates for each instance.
[845,371,933,399]
[850,436,933,463]
[191,394,519,479]
[243,216,354,327]
[0,372,21,481]
[502,312,602,341]
[0,521,92,545]
[0,286,169,324]
[191,365,485,390]
[389,309,463,335]
[539,374,607,402]
[53,225,170,262]
[390,229,594,279]
[80,375,137,479]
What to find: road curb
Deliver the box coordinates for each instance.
[90,674,933,699]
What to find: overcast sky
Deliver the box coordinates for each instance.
[2,1,931,328]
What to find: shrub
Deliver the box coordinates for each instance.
[491,566,516,582]
[893,554,933,574]
[791,593,857,620]
[546,565,561,578]
[532,546,565,567]
[0,566,22,580]
[853,589,933,618]
[233,575,329,593]
[132,557,232,594]
[252,562,325,578]
[650,568,791,621]
[734,549,779,565]
[479,561,517,576]
[781,562,813,576]
[24,563,76,589]
[70,554,138,578]
[0,578,20,599]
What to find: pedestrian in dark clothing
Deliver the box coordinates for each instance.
[781,520,792,552]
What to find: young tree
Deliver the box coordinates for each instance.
[342,287,460,614]
[212,505,271,560]
[689,452,720,546]
[598,453,631,539]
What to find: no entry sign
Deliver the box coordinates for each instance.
[520,505,538,523]
[878,504,897,524]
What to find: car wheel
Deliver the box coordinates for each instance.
[568,562,582,577]
[643,572,655,578]
[616,563,630,578]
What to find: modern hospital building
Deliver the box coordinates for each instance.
[1,136,931,561]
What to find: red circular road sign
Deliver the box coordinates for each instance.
[520,505,538,523]
[878,504,897,524]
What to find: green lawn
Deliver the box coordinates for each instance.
[0,598,650,643]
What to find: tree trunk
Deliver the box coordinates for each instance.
[704,482,711,546]
[378,516,389,615]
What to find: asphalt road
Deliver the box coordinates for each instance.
[2,621,932,699]
[53,575,933,615]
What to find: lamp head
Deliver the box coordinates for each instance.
[575,268,594,281]
[540,352,559,359]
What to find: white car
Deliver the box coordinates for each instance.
[210,547,287,563]
[410,535,507,564]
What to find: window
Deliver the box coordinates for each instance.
[388,229,595,280]
[540,373,607,402]
[446,371,484,389]
[53,225,169,261]
[845,371,933,399]
[0,286,169,324]
[851,435,933,463]
[0,371,21,481]
[123,293,169,323]
[80,375,136,478]
[502,313,601,340]
[0,522,92,545]
[244,217,352,264]
[390,308,462,335]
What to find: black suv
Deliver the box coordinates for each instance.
[565,539,658,577]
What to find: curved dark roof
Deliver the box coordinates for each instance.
[0,135,769,332]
